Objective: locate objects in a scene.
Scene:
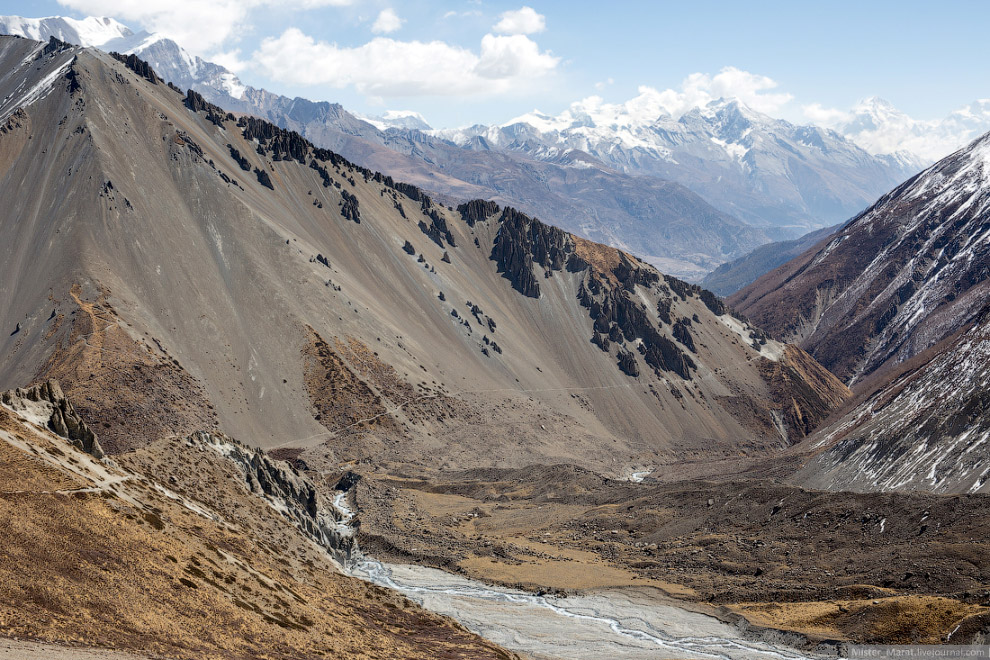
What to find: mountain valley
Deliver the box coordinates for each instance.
[0,18,989,660]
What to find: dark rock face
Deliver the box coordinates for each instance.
[402,240,416,255]
[490,207,574,298]
[253,167,274,190]
[698,289,726,316]
[340,190,360,223]
[617,350,639,377]
[1,380,104,459]
[418,205,455,248]
[187,432,356,562]
[239,116,311,163]
[672,318,696,353]
[184,89,232,127]
[110,51,160,84]
[457,199,500,227]
[227,144,251,171]
[39,36,72,60]
[579,265,696,381]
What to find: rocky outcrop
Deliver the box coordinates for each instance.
[227,144,251,171]
[340,189,360,223]
[490,207,575,298]
[578,261,696,381]
[418,205,455,248]
[38,35,72,60]
[109,51,160,84]
[457,199,500,227]
[187,431,356,562]
[1,380,104,458]
[254,167,274,190]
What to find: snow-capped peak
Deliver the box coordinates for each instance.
[0,14,252,103]
[0,15,132,47]
[505,87,684,135]
[357,110,432,131]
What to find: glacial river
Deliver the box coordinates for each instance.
[332,487,818,660]
[348,558,820,660]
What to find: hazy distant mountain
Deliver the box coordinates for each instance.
[701,224,842,297]
[357,110,433,132]
[832,96,990,164]
[437,96,924,234]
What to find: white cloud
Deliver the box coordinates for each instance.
[802,102,850,126]
[802,97,990,162]
[252,27,558,97]
[56,0,352,53]
[650,67,794,117]
[541,67,793,127]
[372,9,403,34]
[493,6,546,35]
[443,9,482,19]
[210,49,250,74]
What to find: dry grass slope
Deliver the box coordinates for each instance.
[0,404,514,660]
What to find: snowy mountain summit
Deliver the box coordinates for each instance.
[434,93,922,232]
[0,14,249,102]
[0,15,132,46]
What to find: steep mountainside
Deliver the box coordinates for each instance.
[0,380,511,659]
[701,224,842,296]
[440,97,921,233]
[0,37,848,476]
[726,130,990,495]
[792,307,990,494]
[731,132,990,384]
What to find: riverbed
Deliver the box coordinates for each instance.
[349,558,820,660]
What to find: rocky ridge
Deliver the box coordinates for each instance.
[2,379,103,458]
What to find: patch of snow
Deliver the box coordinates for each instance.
[0,58,74,123]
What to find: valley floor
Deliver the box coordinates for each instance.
[345,465,990,647]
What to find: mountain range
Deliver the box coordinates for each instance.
[435,95,922,232]
[0,14,943,280]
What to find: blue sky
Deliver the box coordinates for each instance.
[1,0,987,128]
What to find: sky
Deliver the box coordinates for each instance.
[0,0,988,130]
